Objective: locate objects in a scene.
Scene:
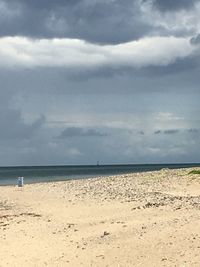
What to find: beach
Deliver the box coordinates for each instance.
[1,168,200,267]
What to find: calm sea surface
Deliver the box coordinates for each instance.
[0,163,200,186]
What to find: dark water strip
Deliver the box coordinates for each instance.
[0,163,200,186]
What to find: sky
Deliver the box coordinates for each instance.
[0,0,200,166]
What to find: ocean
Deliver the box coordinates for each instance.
[0,163,199,186]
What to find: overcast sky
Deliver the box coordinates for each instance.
[0,0,200,166]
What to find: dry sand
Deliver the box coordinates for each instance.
[1,168,200,267]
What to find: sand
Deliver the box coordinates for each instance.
[1,168,200,267]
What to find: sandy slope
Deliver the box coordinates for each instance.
[1,168,200,267]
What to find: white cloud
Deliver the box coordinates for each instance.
[0,36,196,69]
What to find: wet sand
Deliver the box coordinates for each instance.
[1,168,200,266]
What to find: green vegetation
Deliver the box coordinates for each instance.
[189,170,200,175]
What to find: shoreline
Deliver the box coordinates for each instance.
[1,165,200,187]
[1,167,200,266]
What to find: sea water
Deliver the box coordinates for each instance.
[0,163,199,186]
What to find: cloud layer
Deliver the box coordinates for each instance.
[0,36,196,69]
[0,0,200,165]
[151,0,198,11]
[0,0,150,43]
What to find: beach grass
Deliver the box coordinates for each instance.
[189,170,200,175]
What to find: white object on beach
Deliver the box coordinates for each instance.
[18,177,24,187]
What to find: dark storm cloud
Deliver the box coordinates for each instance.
[154,129,200,136]
[187,128,200,134]
[154,130,161,135]
[142,56,200,77]
[150,0,197,12]
[58,127,107,138]
[0,107,45,140]
[163,129,180,135]
[65,56,200,91]
[0,83,46,141]
[138,131,145,135]
[190,34,200,45]
[0,0,152,43]
[154,130,180,135]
